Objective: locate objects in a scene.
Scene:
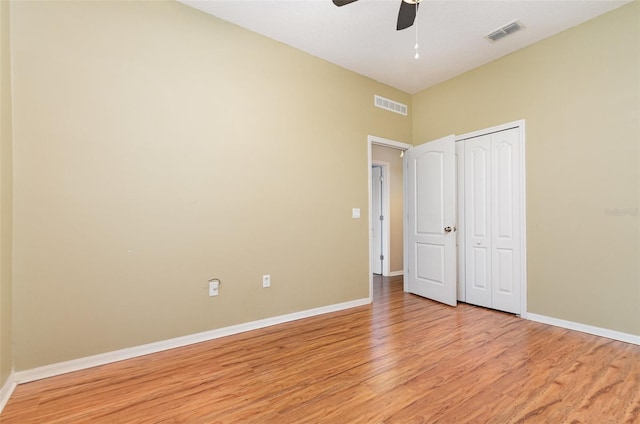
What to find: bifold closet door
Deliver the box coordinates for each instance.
[464,128,521,314]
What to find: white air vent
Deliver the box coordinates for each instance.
[374,95,407,116]
[486,20,524,42]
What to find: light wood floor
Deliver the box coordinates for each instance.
[3,275,640,423]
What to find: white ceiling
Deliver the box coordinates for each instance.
[179,0,631,94]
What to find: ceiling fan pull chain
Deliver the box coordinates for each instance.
[414,3,420,59]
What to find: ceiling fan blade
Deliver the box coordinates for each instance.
[333,0,358,6]
[397,0,418,30]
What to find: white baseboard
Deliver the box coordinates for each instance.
[386,271,404,277]
[0,372,17,414]
[15,297,371,385]
[527,313,640,345]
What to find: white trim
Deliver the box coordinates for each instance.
[369,135,412,151]
[367,135,411,300]
[519,121,527,318]
[527,313,640,346]
[387,270,404,277]
[14,298,370,385]
[0,372,17,414]
[368,140,373,299]
[403,153,408,292]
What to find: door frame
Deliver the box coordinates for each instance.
[371,161,391,277]
[367,135,412,301]
[455,119,527,317]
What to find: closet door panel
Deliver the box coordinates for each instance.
[465,135,491,308]
[491,128,521,314]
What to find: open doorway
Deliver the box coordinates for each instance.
[367,136,412,300]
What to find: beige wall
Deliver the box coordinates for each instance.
[413,2,640,335]
[10,0,411,370]
[0,0,14,386]
[371,145,404,274]
[6,0,638,376]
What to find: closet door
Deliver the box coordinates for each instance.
[490,129,521,313]
[465,135,492,308]
[463,127,521,314]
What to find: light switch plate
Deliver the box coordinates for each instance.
[352,208,361,219]
[208,279,220,296]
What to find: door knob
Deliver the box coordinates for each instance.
[444,226,456,233]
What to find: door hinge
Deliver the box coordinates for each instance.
[380,255,384,260]
[380,215,384,221]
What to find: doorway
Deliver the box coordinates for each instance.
[367,135,412,301]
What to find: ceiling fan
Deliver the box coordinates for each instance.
[332,0,421,31]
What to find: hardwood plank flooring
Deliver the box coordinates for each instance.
[2,275,639,423]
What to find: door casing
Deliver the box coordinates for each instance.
[367,135,412,301]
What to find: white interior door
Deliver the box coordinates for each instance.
[406,135,457,306]
[371,166,383,275]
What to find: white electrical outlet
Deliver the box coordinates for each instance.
[208,279,220,296]
[262,274,271,288]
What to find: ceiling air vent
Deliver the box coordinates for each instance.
[374,95,407,116]
[485,20,524,42]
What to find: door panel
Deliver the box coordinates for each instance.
[491,128,521,313]
[416,152,445,234]
[471,247,489,289]
[495,141,514,239]
[406,135,456,307]
[471,145,490,238]
[495,248,514,293]
[465,136,491,308]
[416,243,445,284]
